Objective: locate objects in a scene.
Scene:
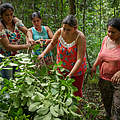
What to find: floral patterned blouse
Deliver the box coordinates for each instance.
[57,34,87,76]
[0,20,24,57]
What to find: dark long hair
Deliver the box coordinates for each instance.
[107,18,120,31]
[31,11,41,20]
[0,3,15,29]
[62,15,78,27]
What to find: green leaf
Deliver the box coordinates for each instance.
[63,107,69,114]
[51,88,59,95]
[54,104,59,113]
[0,77,4,82]
[40,112,52,120]
[22,89,33,97]
[43,100,52,108]
[9,62,18,66]
[36,92,45,99]
[0,112,7,117]
[61,86,65,91]
[55,75,60,81]
[34,115,44,120]
[59,68,66,72]
[2,67,12,70]
[18,58,31,64]
[29,102,41,112]
[0,54,5,58]
[69,108,81,118]
[37,106,49,115]
[15,53,29,58]
[69,105,78,112]
[1,87,7,94]
[51,82,59,88]
[25,77,34,85]
[43,76,51,80]
[56,70,63,76]
[41,83,49,87]
[53,118,61,120]
[13,98,20,108]
[50,105,59,117]
[59,105,64,116]
[28,65,36,68]
[32,95,41,102]
[65,98,73,106]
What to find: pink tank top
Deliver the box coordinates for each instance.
[56,33,87,76]
[98,36,120,81]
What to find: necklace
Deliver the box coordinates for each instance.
[35,26,42,32]
[107,37,120,49]
[6,24,15,32]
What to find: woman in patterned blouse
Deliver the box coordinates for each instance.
[38,15,87,98]
[0,3,32,79]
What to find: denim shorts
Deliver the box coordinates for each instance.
[0,57,13,80]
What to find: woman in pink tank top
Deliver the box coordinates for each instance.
[91,18,120,120]
[38,15,87,98]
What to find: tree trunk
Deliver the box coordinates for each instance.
[0,0,2,4]
[68,0,76,15]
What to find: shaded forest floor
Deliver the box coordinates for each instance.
[82,79,107,120]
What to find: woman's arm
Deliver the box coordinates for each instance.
[91,37,107,76]
[111,71,120,84]
[0,21,30,51]
[13,17,28,34]
[26,28,35,44]
[14,17,35,45]
[37,29,61,59]
[68,32,86,77]
[45,26,53,45]
[91,56,100,77]
[45,26,53,39]
[0,37,30,51]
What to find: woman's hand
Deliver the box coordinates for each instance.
[65,73,72,80]
[27,38,36,45]
[67,74,72,78]
[26,43,35,50]
[45,39,51,45]
[91,65,96,77]
[111,71,120,84]
[37,52,45,60]
[36,39,46,47]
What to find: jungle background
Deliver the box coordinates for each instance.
[0,0,120,120]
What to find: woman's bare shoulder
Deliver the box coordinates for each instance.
[54,28,61,36]
[13,17,20,23]
[76,30,86,44]
[28,27,32,30]
[78,30,85,37]
[0,22,4,31]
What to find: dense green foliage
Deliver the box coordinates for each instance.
[1,0,120,68]
[0,53,99,119]
[0,0,120,119]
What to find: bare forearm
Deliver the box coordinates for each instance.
[5,44,29,51]
[93,56,100,67]
[26,31,33,43]
[42,41,55,55]
[69,59,83,77]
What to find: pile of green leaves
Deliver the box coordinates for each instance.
[0,53,81,120]
[0,53,100,120]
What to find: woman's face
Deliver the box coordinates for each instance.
[107,26,120,41]
[32,17,41,28]
[62,24,75,35]
[2,8,14,24]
